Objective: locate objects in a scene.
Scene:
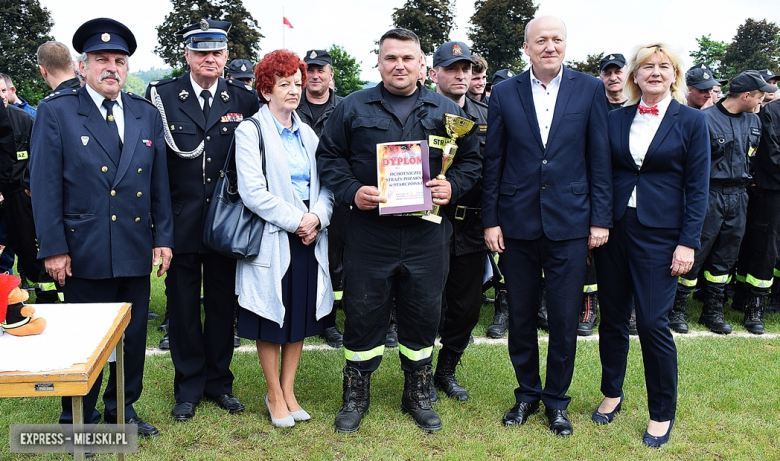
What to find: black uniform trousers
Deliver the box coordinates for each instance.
[323,201,349,328]
[342,213,450,373]
[736,192,780,295]
[4,190,57,294]
[59,275,150,425]
[166,252,236,403]
[595,209,678,422]
[503,234,587,409]
[680,186,748,294]
[439,249,486,353]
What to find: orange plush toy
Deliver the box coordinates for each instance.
[0,274,46,336]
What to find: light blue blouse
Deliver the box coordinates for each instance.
[272,116,311,200]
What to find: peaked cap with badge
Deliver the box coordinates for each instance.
[686,63,720,90]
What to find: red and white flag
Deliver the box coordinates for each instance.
[283,17,294,29]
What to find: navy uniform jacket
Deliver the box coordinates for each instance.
[608,100,710,249]
[482,66,612,241]
[146,74,260,254]
[30,86,174,279]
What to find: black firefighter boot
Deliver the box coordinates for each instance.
[577,291,599,336]
[486,289,509,338]
[698,292,732,334]
[669,288,690,334]
[401,365,442,431]
[744,295,766,335]
[334,366,371,433]
[434,347,469,401]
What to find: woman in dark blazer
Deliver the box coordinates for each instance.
[592,43,710,448]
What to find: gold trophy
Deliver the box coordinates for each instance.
[420,113,477,224]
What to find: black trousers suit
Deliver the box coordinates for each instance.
[59,276,150,425]
[166,252,236,403]
[594,208,678,422]
[504,235,587,409]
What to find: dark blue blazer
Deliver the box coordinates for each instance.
[482,66,612,241]
[608,100,710,249]
[30,87,174,279]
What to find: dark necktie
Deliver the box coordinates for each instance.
[201,90,211,123]
[102,98,122,164]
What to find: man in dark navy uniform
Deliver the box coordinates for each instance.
[29,18,173,438]
[145,19,259,422]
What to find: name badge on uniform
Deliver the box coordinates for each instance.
[16,151,28,161]
[477,124,488,134]
[428,135,451,151]
[751,127,761,136]
[221,113,244,123]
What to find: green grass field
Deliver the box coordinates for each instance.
[2,274,779,460]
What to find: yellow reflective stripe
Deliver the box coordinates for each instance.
[38,282,57,292]
[398,344,433,362]
[726,275,733,284]
[678,277,697,287]
[736,274,747,283]
[334,290,343,301]
[57,292,64,302]
[344,345,384,362]
[703,271,729,284]
[774,268,780,278]
[746,274,773,288]
[583,284,598,293]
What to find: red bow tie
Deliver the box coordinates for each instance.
[638,104,659,115]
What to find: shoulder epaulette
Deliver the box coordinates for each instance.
[42,88,79,102]
[226,79,256,93]
[148,77,178,87]
[471,98,488,109]
[125,91,155,106]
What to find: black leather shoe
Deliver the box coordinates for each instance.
[158,333,170,350]
[171,402,196,422]
[158,319,169,332]
[321,326,344,348]
[128,416,160,438]
[210,394,245,414]
[502,401,539,426]
[545,408,573,436]
[233,334,241,348]
[147,311,160,321]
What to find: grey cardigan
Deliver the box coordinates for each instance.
[234,105,334,327]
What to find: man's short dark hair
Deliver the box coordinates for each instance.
[725,89,763,99]
[379,28,420,50]
[471,55,488,74]
[37,41,74,74]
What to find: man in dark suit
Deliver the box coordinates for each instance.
[29,18,173,437]
[145,19,260,422]
[482,15,611,436]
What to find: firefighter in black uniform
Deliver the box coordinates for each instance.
[671,71,773,334]
[732,73,780,334]
[145,19,260,422]
[427,41,486,401]
[317,29,481,433]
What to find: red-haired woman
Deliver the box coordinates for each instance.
[234,49,334,427]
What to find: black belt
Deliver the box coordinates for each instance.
[454,206,481,220]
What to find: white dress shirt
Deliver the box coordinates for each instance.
[190,74,217,111]
[530,65,563,147]
[627,94,673,207]
[85,84,124,143]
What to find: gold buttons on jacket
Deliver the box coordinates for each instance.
[111,215,117,221]
[135,217,141,222]
[206,178,212,183]
[137,168,142,173]
[206,136,211,141]
[102,166,108,172]
[137,192,142,197]
[206,157,211,163]
[111,190,116,196]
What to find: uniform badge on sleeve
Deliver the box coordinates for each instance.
[221,113,243,123]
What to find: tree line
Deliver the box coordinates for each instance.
[0,0,778,105]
